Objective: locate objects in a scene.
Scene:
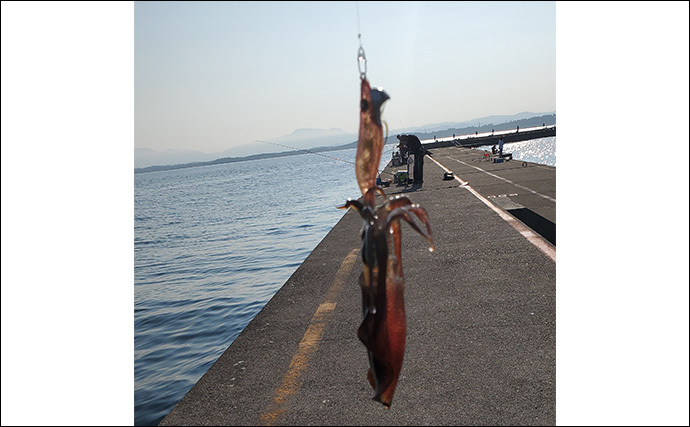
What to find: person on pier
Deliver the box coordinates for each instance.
[404,134,425,184]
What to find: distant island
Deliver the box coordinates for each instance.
[135,114,555,174]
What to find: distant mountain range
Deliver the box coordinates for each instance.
[134,127,357,169]
[135,111,555,172]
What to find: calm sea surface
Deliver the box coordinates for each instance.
[134,138,555,425]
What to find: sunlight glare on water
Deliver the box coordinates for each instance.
[475,136,556,167]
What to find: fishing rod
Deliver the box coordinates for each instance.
[257,139,398,180]
[253,4,404,182]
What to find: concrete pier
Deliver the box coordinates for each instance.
[159,144,556,426]
[424,125,556,150]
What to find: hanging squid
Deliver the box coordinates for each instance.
[339,76,433,408]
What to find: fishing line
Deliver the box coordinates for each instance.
[256,139,396,179]
[257,139,356,167]
[354,4,396,180]
[255,5,397,181]
[356,2,367,80]
[356,1,361,38]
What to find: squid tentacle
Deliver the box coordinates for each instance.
[384,205,434,250]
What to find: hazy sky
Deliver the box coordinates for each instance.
[135,1,555,153]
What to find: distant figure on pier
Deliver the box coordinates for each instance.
[396,135,409,164]
[403,134,425,184]
[492,129,494,135]
[516,126,519,133]
[453,133,455,138]
[498,137,504,157]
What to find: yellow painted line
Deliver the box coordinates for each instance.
[259,248,360,425]
[428,155,556,263]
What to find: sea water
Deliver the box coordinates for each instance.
[134,137,555,425]
[475,136,556,167]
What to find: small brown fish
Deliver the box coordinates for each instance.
[340,77,433,408]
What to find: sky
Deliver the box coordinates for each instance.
[2,2,689,426]
[135,1,556,153]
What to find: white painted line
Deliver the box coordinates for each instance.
[448,157,556,203]
[428,155,468,186]
[427,156,556,263]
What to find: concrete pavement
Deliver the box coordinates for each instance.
[159,145,556,426]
